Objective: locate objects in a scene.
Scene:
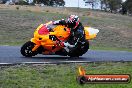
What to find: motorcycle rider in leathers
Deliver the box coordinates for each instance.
[53,15,85,53]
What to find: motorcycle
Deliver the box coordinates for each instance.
[21,21,99,57]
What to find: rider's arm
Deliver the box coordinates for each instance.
[53,19,66,26]
[67,25,85,47]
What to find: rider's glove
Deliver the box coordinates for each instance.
[59,19,66,26]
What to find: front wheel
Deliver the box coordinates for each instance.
[21,41,38,57]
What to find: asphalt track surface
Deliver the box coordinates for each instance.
[0,46,132,63]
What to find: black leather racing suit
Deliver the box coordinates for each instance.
[53,19,85,47]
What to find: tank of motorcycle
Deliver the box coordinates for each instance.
[84,27,99,40]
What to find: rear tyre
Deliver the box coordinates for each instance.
[69,40,89,57]
[79,40,89,55]
[21,41,38,57]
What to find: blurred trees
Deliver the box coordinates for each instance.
[100,0,110,11]
[0,0,65,6]
[100,0,132,15]
[83,0,98,9]
[99,0,122,13]
[34,0,65,6]
[84,0,122,12]
[84,0,132,15]
[125,0,132,15]
[121,1,127,15]
[107,0,122,13]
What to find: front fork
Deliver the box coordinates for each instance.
[31,38,41,52]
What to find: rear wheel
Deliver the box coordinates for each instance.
[21,41,38,57]
[69,40,89,57]
[79,40,89,55]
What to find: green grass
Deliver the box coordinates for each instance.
[0,62,132,88]
[91,46,132,52]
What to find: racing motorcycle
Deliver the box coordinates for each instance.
[21,21,99,57]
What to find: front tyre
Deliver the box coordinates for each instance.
[21,41,38,57]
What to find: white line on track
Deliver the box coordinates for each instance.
[0,61,92,65]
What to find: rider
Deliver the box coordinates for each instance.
[53,15,85,52]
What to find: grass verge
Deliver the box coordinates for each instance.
[91,46,132,52]
[0,62,132,88]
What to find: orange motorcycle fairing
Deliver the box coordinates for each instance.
[30,23,70,53]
